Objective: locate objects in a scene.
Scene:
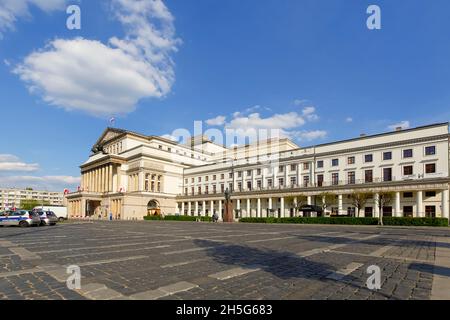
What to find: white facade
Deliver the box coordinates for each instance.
[67,123,450,221]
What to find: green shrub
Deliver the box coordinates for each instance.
[239,217,448,227]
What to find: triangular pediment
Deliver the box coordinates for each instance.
[93,128,127,148]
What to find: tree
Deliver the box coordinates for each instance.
[375,192,394,226]
[20,199,50,211]
[349,192,373,217]
[319,192,337,216]
[285,195,308,217]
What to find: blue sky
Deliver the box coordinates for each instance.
[1,0,450,191]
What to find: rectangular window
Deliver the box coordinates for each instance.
[257,180,262,189]
[198,186,202,194]
[221,184,225,193]
[238,171,242,178]
[383,168,392,182]
[317,174,324,187]
[348,171,356,184]
[425,146,436,156]
[403,192,413,198]
[425,191,436,197]
[317,160,324,168]
[205,186,209,194]
[229,173,233,179]
[267,179,273,188]
[303,163,309,170]
[213,185,217,193]
[247,181,252,191]
[403,149,413,158]
[237,182,242,191]
[364,154,373,163]
[425,206,436,218]
[290,177,296,186]
[303,176,310,187]
[257,168,261,175]
[403,165,413,176]
[365,170,373,183]
[347,157,355,165]
[247,170,252,176]
[221,174,225,179]
[383,151,392,161]
[291,164,297,171]
[364,207,373,218]
[205,176,209,182]
[403,206,413,218]
[332,173,339,185]
[278,166,284,173]
[279,178,284,187]
[332,159,339,167]
[425,163,436,174]
[198,177,202,182]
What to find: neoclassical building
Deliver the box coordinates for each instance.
[67,123,450,221]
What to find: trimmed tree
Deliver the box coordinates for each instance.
[349,192,373,218]
[375,192,394,226]
[319,192,337,216]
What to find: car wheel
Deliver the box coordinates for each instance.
[58,217,65,222]
[40,221,46,226]
[50,223,57,226]
[19,221,28,228]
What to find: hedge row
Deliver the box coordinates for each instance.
[239,217,449,227]
[144,215,212,222]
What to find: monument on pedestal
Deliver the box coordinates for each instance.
[223,188,234,223]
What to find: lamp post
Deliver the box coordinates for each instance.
[223,157,236,223]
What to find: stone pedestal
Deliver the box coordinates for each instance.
[224,200,234,223]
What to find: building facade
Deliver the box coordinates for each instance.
[67,123,450,221]
[1,188,64,210]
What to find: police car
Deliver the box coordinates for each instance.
[0,210,41,227]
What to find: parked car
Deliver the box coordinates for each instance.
[33,206,67,222]
[0,210,41,227]
[36,210,58,226]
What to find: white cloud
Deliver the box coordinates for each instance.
[302,106,319,121]
[13,0,180,117]
[346,117,353,123]
[0,154,39,172]
[0,0,68,39]
[227,112,306,131]
[293,99,308,106]
[291,130,327,141]
[0,175,80,191]
[388,121,410,131]
[206,115,226,126]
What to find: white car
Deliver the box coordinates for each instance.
[33,206,67,222]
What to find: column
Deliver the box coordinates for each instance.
[338,194,343,216]
[293,197,298,217]
[280,197,285,218]
[307,196,312,205]
[257,198,261,218]
[395,192,401,217]
[219,200,223,220]
[237,199,241,218]
[109,165,113,192]
[181,202,185,215]
[268,197,273,217]
[442,189,449,219]
[416,191,423,218]
[94,169,98,192]
[210,201,214,216]
[195,201,199,215]
[374,193,380,218]
[188,202,192,216]
[202,200,206,216]
[247,198,251,218]
[138,171,144,192]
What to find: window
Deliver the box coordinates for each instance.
[303,176,310,187]
[221,174,224,180]
[303,163,309,170]
[168,148,171,152]
[403,166,413,176]
[332,173,339,186]
[425,206,436,218]
[290,177,297,186]
[238,171,242,178]
[205,176,209,182]
[383,151,392,161]
[221,184,225,193]
[267,179,273,188]
[158,145,162,150]
[205,186,209,194]
[278,166,284,173]
[403,192,413,198]
[365,170,373,183]
[247,170,252,176]
[348,171,356,184]
[278,178,284,187]
[364,154,373,163]
[247,181,252,191]
[213,185,217,193]
[257,180,262,189]
[347,157,355,165]
[425,191,436,197]
[198,177,202,182]
[184,188,188,195]
[364,207,373,218]
[425,163,436,174]
[291,164,297,171]
[191,187,194,195]
[332,159,339,167]
[403,206,413,218]
[403,149,413,158]
[317,160,324,168]
[317,174,324,187]
[383,168,392,182]
[198,186,202,194]
[425,146,436,156]
[213,175,216,181]
[191,178,194,183]
[237,182,242,191]
[257,168,261,175]
[229,173,233,179]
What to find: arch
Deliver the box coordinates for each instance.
[147,200,161,216]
